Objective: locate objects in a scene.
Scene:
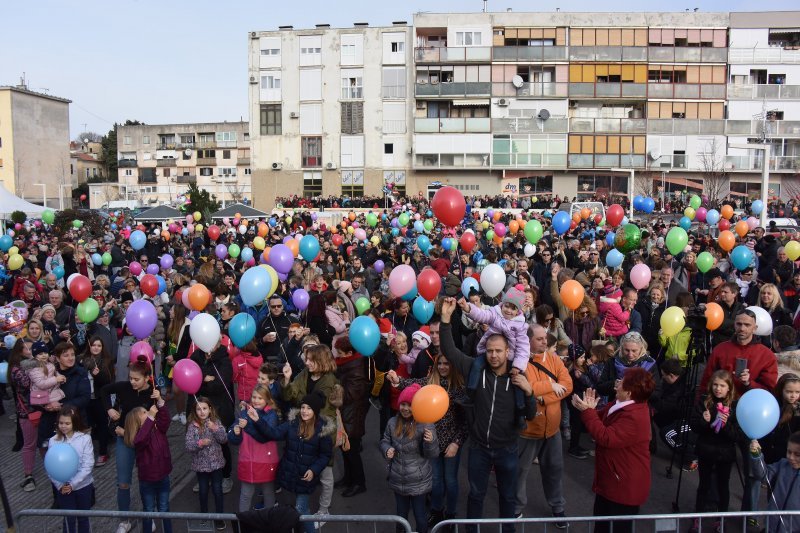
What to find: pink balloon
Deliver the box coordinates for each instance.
[354,228,367,241]
[630,263,652,290]
[695,207,707,223]
[185,215,193,223]
[130,341,154,364]
[173,358,202,394]
[223,217,230,226]
[414,213,421,221]
[246,258,255,266]
[351,221,360,229]
[747,216,759,230]
[389,264,416,297]
[129,261,142,276]
[232,218,240,226]
[182,289,193,310]
[494,223,507,237]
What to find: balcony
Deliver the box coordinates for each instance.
[494,82,569,99]
[137,176,157,184]
[569,82,647,98]
[725,155,800,172]
[414,46,492,62]
[413,153,490,169]
[175,175,197,184]
[156,144,176,151]
[726,120,800,138]
[238,157,251,165]
[647,119,725,135]
[727,84,800,100]
[568,154,646,168]
[568,118,647,134]
[156,158,176,167]
[568,46,647,62]
[646,83,726,99]
[651,154,688,169]
[415,82,491,98]
[729,47,800,64]
[491,153,567,168]
[212,175,238,182]
[647,47,728,63]
[118,159,137,168]
[197,157,216,165]
[414,117,491,133]
[492,46,568,62]
[491,117,568,134]
[196,141,217,149]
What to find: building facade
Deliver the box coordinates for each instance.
[114,121,251,209]
[248,11,800,209]
[0,84,72,208]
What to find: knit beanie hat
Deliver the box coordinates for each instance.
[501,287,525,311]
[398,383,421,406]
[301,392,325,418]
[31,341,49,357]
[412,327,431,349]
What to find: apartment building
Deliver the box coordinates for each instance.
[116,121,251,208]
[248,11,800,208]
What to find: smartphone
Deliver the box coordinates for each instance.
[735,358,748,377]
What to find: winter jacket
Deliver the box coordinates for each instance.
[597,354,661,403]
[750,454,800,533]
[380,416,439,496]
[133,404,172,482]
[185,418,228,473]
[397,377,468,454]
[190,346,235,426]
[47,432,94,491]
[264,410,335,495]
[467,304,529,373]
[335,355,370,440]
[690,396,740,462]
[227,406,280,483]
[713,301,744,347]
[100,381,154,430]
[598,296,630,337]
[259,312,293,363]
[10,365,32,418]
[777,348,800,378]
[652,373,689,428]
[581,401,652,507]
[232,351,264,402]
[563,315,601,355]
[281,369,338,420]
[659,326,693,366]
[760,407,800,465]
[522,351,573,439]
[635,298,666,360]
[22,359,65,404]
[58,362,91,416]
[115,336,135,383]
[700,339,778,396]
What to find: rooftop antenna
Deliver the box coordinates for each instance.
[483,0,487,12]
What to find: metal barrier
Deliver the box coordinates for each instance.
[431,511,800,532]
[15,508,414,533]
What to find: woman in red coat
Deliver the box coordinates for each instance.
[572,367,656,533]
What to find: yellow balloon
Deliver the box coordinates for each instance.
[285,216,292,225]
[8,246,19,257]
[259,264,279,298]
[482,220,489,229]
[193,211,202,221]
[253,236,266,251]
[786,240,800,261]
[684,207,696,220]
[195,224,204,232]
[370,236,380,245]
[7,254,23,271]
[660,306,686,337]
[347,226,355,234]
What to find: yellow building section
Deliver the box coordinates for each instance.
[568,135,647,155]
[0,90,15,192]
[570,28,648,47]
[569,63,648,83]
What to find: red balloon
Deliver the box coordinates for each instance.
[417,269,442,302]
[69,275,92,303]
[332,234,343,246]
[460,232,477,253]
[207,225,221,241]
[471,272,480,282]
[594,214,603,225]
[606,204,624,227]
[431,186,466,227]
[779,210,785,217]
[718,218,731,231]
[79,194,87,201]
[140,274,159,298]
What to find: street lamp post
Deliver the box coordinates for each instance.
[34,184,47,208]
[730,143,771,228]
[611,167,635,218]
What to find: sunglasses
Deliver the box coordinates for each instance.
[270,304,283,309]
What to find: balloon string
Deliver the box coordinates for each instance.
[760,455,789,532]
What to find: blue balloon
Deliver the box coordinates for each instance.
[299,235,321,262]
[412,296,434,324]
[606,249,624,268]
[0,235,12,252]
[679,216,692,231]
[129,230,146,251]
[0,361,6,384]
[642,198,656,214]
[402,285,418,301]
[731,245,754,271]
[3,335,16,349]
[442,238,451,250]
[621,216,629,226]
[239,266,272,306]
[229,313,257,348]
[606,232,616,246]
[349,315,380,356]
[391,228,399,237]
[736,389,780,439]
[633,196,644,210]
[268,218,277,227]
[53,266,65,280]
[417,235,431,252]
[240,247,254,263]
[111,223,118,231]
[181,228,189,236]
[552,211,571,235]
[706,209,720,226]
[751,200,764,216]
[44,443,80,483]
[156,275,167,295]
[461,277,480,298]
[426,210,433,218]
[542,210,552,219]
[414,220,425,234]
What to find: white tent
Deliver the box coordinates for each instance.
[0,185,48,219]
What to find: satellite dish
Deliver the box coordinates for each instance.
[511,75,524,88]
[537,109,551,121]
[648,149,661,160]
[184,149,193,157]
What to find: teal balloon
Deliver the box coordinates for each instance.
[614,224,641,254]
[736,389,780,439]
[417,235,431,252]
[349,316,380,356]
[731,245,754,271]
[679,216,692,231]
[229,313,257,348]
[402,285,418,301]
[606,249,624,268]
[412,296,434,324]
[53,266,65,280]
[0,235,12,251]
[299,235,320,262]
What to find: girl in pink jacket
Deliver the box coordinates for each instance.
[597,281,630,338]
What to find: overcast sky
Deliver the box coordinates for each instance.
[2,0,797,139]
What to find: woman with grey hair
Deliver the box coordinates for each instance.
[596,331,661,404]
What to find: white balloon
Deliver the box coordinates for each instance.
[480,263,506,298]
[189,313,221,353]
[239,225,247,234]
[747,306,773,337]
[66,273,80,289]
[524,243,535,257]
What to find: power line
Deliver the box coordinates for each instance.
[70,101,115,126]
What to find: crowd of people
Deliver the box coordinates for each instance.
[1,188,800,533]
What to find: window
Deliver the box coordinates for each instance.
[300,35,323,66]
[123,136,131,145]
[384,143,393,154]
[260,104,282,135]
[216,132,237,142]
[260,48,280,55]
[93,168,98,177]
[198,149,216,158]
[219,168,237,177]
[341,170,365,197]
[180,135,195,145]
[303,171,322,197]
[163,168,170,177]
[125,169,132,176]
[382,67,406,98]
[301,46,321,54]
[301,137,322,167]
[456,31,482,46]
[200,168,213,176]
[85,169,90,179]
[244,168,252,175]
[518,175,553,195]
[223,150,231,159]
[142,136,150,145]
[341,34,363,65]
[70,163,73,174]
[183,150,191,160]
[384,170,406,196]
[244,133,249,141]
[341,102,364,134]
[341,70,363,99]
[391,41,404,52]
[199,133,214,144]
[261,75,281,89]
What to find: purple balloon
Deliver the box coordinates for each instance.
[126,300,158,339]
[269,243,294,274]
[282,235,293,244]
[391,218,399,228]
[311,213,318,221]
[188,310,199,320]
[160,254,174,270]
[292,289,310,311]
[215,244,228,260]
[374,260,385,274]
[146,264,159,275]
[278,271,288,282]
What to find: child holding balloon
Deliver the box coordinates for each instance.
[749,431,800,533]
[47,406,95,533]
[759,373,800,465]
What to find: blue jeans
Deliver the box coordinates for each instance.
[55,484,93,533]
[395,493,428,533]
[431,449,461,515]
[115,436,135,512]
[140,476,172,533]
[295,493,315,533]
[467,442,519,533]
[197,469,224,514]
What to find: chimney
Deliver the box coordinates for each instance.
[354,22,368,27]
[315,24,330,28]
[278,25,293,30]
[392,21,408,26]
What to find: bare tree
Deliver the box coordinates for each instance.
[783,170,800,201]
[698,139,729,207]
[635,172,658,198]
[226,183,246,204]
[73,132,103,143]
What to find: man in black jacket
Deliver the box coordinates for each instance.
[259,295,294,365]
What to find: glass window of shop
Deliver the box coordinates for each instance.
[577,173,628,201]
[730,181,781,201]
[519,175,553,196]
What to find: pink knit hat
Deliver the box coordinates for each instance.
[398,383,421,406]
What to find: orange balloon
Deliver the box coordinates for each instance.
[348,212,356,221]
[286,239,300,257]
[721,205,734,220]
[161,230,170,241]
[493,235,503,245]
[493,211,502,222]
[517,218,526,229]
[262,247,271,262]
[735,220,749,238]
[580,208,591,220]
[340,220,348,229]
[718,230,736,252]
[188,284,210,311]
[705,302,724,331]
[509,220,519,234]
[411,384,450,424]
[330,227,338,234]
[257,223,268,237]
[240,219,248,227]
[572,212,582,223]
[560,280,585,311]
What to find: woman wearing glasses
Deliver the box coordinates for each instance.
[564,295,602,355]
[596,332,661,406]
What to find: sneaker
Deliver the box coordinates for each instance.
[222,477,233,494]
[682,460,699,472]
[171,413,182,421]
[553,512,569,529]
[115,521,132,533]
[179,413,187,425]
[152,522,157,532]
[95,455,109,467]
[21,476,35,492]
[515,512,524,519]
[568,448,589,459]
[368,397,382,410]
[215,521,226,531]
[193,483,199,493]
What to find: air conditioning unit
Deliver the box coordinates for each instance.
[326,162,337,170]
[497,98,509,107]
[272,162,282,170]
[250,31,258,39]
[249,76,258,84]
[289,112,298,118]
[416,101,425,109]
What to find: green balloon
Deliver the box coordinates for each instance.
[665,227,689,256]
[398,213,410,226]
[355,297,371,315]
[524,220,543,244]
[696,251,714,273]
[366,213,378,227]
[77,298,100,323]
[689,195,701,210]
[72,219,83,229]
[614,224,641,254]
[101,252,112,266]
[228,244,241,258]
[486,229,495,241]
[423,219,434,233]
[42,210,55,225]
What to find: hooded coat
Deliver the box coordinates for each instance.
[190,346,235,426]
[380,416,439,496]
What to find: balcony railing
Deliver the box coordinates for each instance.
[413,153,490,169]
[156,144,176,150]
[568,154,646,168]
[492,46,568,62]
[175,175,197,184]
[137,176,157,184]
[491,153,567,168]
[118,159,137,168]
[647,46,728,63]
[569,82,647,98]
[415,82,491,98]
[414,117,491,133]
[156,159,177,167]
[652,154,688,169]
[725,155,800,171]
[647,119,726,135]
[415,47,492,62]
[727,84,800,100]
[568,117,647,134]
[729,47,800,64]
[197,157,216,165]
[491,117,568,134]
[646,83,726,99]
[568,46,648,62]
[725,120,800,137]
[212,175,238,182]
[237,157,251,165]
[515,82,569,98]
